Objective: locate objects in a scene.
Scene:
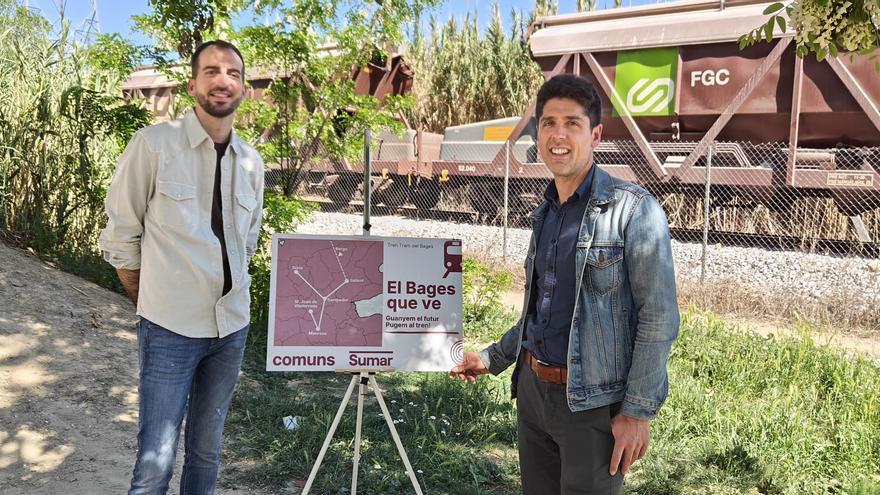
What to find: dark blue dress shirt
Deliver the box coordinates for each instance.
[521,166,595,366]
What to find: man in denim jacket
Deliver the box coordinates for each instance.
[451,74,679,494]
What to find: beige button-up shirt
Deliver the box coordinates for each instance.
[100,109,265,338]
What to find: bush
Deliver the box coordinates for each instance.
[247,191,315,357]
[462,258,518,343]
[0,8,149,286]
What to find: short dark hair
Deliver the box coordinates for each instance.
[190,40,245,80]
[535,74,602,129]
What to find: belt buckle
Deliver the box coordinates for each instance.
[526,350,549,368]
[528,353,565,384]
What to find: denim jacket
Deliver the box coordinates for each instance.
[480,166,680,420]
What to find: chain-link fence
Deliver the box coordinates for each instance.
[267,130,440,213]
[266,133,880,329]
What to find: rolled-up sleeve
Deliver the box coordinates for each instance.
[99,132,157,270]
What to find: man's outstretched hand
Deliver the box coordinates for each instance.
[449,351,490,384]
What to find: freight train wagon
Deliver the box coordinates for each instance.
[426,0,880,241]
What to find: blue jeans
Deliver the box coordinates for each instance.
[129,318,249,495]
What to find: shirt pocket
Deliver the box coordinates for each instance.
[585,246,623,295]
[155,180,198,231]
[234,192,257,236]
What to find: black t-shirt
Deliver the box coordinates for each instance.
[212,141,232,296]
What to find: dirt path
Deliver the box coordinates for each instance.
[0,243,263,495]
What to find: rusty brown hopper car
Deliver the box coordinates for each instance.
[433,0,879,240]
[122,53,415,121]
[529,0,879,148]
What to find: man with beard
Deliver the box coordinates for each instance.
[100,40,264,494]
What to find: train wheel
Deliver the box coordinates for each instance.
[411,177,440,210]
[374,175,409,207]
[327,174,358,203]
[470,180,503,214]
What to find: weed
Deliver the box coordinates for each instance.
[462,258,519,343]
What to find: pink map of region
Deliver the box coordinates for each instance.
[274,238,383,346]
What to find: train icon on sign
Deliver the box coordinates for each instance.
[443,240,462,279]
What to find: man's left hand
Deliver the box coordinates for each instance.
[609,414,650,476]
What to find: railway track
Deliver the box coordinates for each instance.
[310,200,880,258]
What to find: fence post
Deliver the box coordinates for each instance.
[363,129,372,236]
[503,141,510,263]
[700,143,713,285]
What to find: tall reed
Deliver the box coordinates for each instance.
[0,5,149,275]
[406,2,545,133]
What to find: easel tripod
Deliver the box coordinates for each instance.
[302,370,424,495]
[302,130,423,494]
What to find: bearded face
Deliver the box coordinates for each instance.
[194,86,242,118]
[188,46,245,119]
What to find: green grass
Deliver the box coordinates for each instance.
[226,260,879,494]
[225,307,880,495]
[461,258,520,344]
[227,323,520,494]
[225,368,520,494]
[632,309,880,495]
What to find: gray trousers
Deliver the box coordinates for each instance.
[516,356,624,495]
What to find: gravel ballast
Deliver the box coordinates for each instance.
[296,211,880,308]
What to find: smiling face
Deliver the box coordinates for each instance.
[537,97,603,185]
[187,45,245,119]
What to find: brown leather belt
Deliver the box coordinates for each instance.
[523,349,567,385]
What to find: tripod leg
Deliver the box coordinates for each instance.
[368,376,424,495]
[303,374,359,495]
[352,373,369,494]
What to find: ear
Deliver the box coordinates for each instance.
[187,79,196,97]
[591,123,603,147]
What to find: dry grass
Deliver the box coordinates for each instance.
[677,277,880,337]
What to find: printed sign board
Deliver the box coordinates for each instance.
[267,234,464,372]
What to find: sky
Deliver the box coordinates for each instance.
[25,0,657,48]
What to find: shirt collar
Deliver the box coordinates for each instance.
[543,164,595,206]
[184,108,243,155]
